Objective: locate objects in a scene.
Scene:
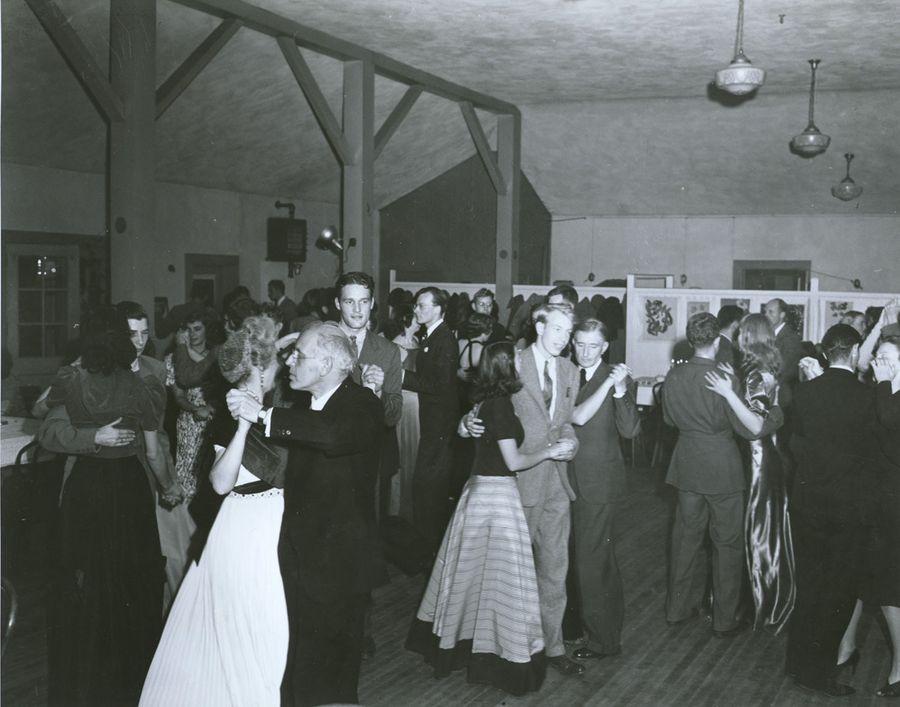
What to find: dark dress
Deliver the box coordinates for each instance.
[742,366,795,632]
[861,381,900,606]
[407,395,546,695]
[48,368,165,707]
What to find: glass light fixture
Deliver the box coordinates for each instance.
[790,59,831,156]
[714,0,766,95]
[832,153,863,201]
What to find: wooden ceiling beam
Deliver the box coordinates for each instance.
[374,87,422,161]
[156,17,242,119]
[459,102,507,196]
[24,0,125,122]
[277,36,352,166]
[171,0,519,117]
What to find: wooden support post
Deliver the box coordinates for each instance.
[156,18,242,119]
[341,59,375,276]
[108,0,157,306]
[278,36,351,166]
[24,0,124,122]
[374,86,421,160]
[495,113,521,309]
[459,102,507,195]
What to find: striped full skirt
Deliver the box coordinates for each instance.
[417,475,544,663]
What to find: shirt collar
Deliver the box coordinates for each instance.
[530,344,554,371]
[581,359,603,381]
[774,322,785,336]
[425,319,443,338]
[310,380,342,410]
[276,295,286,306]
[828,363,855,373]
[341,325,367,349]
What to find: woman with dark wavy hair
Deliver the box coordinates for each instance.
[705,312,792,633]
[47,316,180,707]
[407,341,574,695]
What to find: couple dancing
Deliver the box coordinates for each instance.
[140,316,383,707]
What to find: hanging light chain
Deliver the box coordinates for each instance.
[734,0,746,58]
[807,59,821,127]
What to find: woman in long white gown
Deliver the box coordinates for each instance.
[140,316,289,707]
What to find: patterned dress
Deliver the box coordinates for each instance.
[165,353,211,501]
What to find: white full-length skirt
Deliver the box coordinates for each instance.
[140,468,287,707]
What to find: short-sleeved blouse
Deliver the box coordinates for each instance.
[65,368,159,458]
[470,395,524,477]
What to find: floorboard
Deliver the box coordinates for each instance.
[2,464,893,706]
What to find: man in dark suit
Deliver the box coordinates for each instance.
[227,321,384,707]
[403,286,458,553]
[269,278,300,323]
[568,319,640,661]
[663,312,779,637]
[786,324,879,697]
[471,287,512,343]
[715,304,743,366]
[764,298,804,408]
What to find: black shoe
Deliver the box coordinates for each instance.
[666,608,699,626]
[836,648,860,675]
[712,621,749,639]
[361,636,376,661]
[548,655,586,676]
[573,646,621,661]
[794,677,855,697]
[876,679,900,698]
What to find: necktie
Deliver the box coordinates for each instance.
[349,334,359,359]
[543,359,553,411]
[416,325,428,344]
[579,367,588,390]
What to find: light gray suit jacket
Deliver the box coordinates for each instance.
[512,347,580,507]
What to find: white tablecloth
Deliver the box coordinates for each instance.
[1,417,39,467]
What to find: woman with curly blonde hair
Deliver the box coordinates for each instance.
[141,316,290,707]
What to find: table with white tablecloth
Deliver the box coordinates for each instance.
[1,417,39,469]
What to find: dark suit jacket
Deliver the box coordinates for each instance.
[715,335,736,367]
[276,296,300,324]
[791,367,879,524]
[402,321,458,435]
[663,356,781,495]
[774,325,804,407]
[269,378,385,601]
[569,365,641,503]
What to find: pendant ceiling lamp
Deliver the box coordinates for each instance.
[790,59,831,156]
[832,153,863,201]
[714,0,766,95]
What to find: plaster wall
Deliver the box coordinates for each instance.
[1,162,341,304]
[550,214,900,293]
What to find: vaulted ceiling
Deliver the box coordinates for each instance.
[3,0,899,216]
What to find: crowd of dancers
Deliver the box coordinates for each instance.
[31,273,900,706]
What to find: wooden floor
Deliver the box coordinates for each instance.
[2,463,894,707]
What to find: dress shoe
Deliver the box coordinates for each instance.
[794,677,855,697]
[836,648,860,676]
[712,620,749,639]
[548,655,586,676]
[573,646,621,661]
[666,608,699,626]
[361,636,376,661]
[876,679,900,698]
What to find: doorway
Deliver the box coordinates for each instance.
[733,260,811,291]
[184,254,239,311]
